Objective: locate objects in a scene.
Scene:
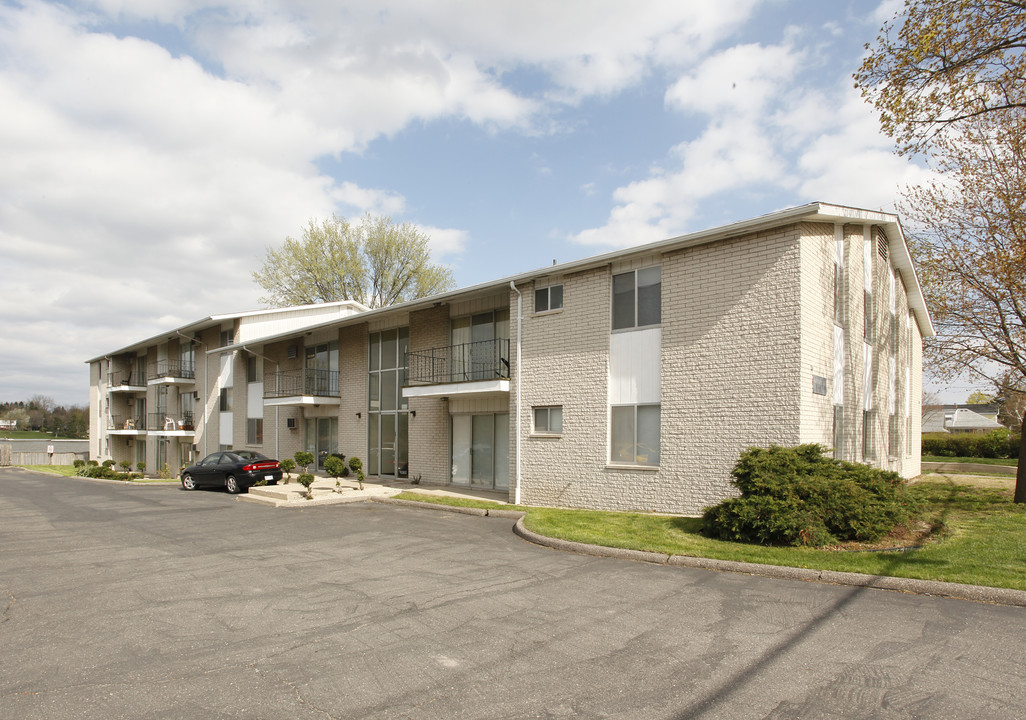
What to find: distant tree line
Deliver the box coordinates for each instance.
[0,395,88,438]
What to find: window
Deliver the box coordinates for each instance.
[247,356,262,383]
[220,329,233,348]
[610,404,659,466]
[247,418,263,445]
[219,387,232,412]
[533,406,563,435]
[534,284,563,313]
[862,410,874,461]
[612,266,661,330]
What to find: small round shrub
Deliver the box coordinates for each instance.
[294,451,315,472]
[102,459,116,469]
[136,462,146,473]
[323,455,347,479]
[73,459,86,468]
[297,472,316,499]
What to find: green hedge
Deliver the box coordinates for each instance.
[921,429,1019,459]
[702,444,919,547]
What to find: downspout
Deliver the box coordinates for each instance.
[243,345,279,460]
[510,281,523,505]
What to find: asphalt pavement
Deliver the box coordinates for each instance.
[2,467,1025,719]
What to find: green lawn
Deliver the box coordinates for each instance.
[16,464,80,477]
[0,431,55,439]
[922,456,1019,466]
[396,478,1026,591]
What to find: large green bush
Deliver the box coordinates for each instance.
[921,429,1019,459]
[702,444,919,547]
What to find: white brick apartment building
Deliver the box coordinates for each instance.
[88,202,932,515]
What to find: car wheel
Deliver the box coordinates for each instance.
[225,475,241,494]
[181,474,196,491]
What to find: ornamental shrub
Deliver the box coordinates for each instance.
[922,429,1019,459]
[323,455,347,480]
[279,458,296,483]
[297,472,315,499]
[702,444,919,547]
[73,459,86,468]
[294,451,315,473]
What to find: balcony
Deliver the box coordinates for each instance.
[148,412,195,435]
[108,415,147,434]
[107,371,146,393]
[264,369,340,407]
[148,360,196,385]
[404,339,510,399]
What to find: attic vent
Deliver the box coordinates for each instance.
[877,234,889,261]
[287,345,298,359]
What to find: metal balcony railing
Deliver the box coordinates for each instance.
[407,338,511,385]
[264,369,339,398]
[108,415,146,431]
[108,370,144,387]
[147,412,195,432]
[148,359,196,381]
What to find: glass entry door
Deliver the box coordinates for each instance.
[451,414,509,489]
[305,417,338,469]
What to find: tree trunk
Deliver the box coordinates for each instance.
[1016,430,1026,504]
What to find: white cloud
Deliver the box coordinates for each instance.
[417,226,468,258]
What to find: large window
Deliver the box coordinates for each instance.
[368,327,409,477]
[612,266,660,330]
[610,404,660,466]
[219,387,232,412]
[247,418,263,445]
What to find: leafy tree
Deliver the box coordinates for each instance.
[967,391,994,405]
[900,114,1026,502]
[855,0,1026,156]
[253,214,455,309]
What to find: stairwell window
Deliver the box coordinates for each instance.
[610,404,660,466]
[612,266,661,331]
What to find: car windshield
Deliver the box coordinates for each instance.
[233,451,269,461]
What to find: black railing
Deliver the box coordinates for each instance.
[147,412,195,432]
[108,415,146,431]
[148,360,195,381]
[264,369,339,398]
[108,370,144,387]
[407,338,511,385]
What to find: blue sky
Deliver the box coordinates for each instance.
[1,0,975,406]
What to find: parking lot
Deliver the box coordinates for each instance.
[2,467,1025,719]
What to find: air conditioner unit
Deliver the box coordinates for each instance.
[287,418,297,429]
[287,345,298,359]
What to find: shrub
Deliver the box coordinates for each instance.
[348,456,365,490]
[297,472,315,499]
[280,458,296,483]
[702,444,919,547]
[119,460,132,471]
[86,459,99,467]
[73,459,86,468]
[294,451,314,473]
[102,459,116,469]
[922,429,1019,459]
[136,462,146,473]
[158,463,174,480]
[323,455,346,480]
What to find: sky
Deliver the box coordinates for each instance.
[1,0,974,407]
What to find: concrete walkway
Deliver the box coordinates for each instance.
[239,474,510,508]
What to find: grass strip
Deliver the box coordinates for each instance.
[922,456,1018,466]
[397,481,1026,591]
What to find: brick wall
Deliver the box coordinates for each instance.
[408,305,457,485]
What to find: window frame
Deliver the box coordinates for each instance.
[611,266,661,332]
[609,403,660,467]
[534,284,564,314]
[532,406,563,436]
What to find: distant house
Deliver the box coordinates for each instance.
[0,419,16,430]
[922,406,1005,434]
[88,202,931,515]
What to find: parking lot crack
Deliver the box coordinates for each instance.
[252,664,341,720]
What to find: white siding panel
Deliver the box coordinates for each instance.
[219,412,233,445]
[219,353,234,388]
[247,383,263,420]
[609,327,661,405]
[863,343,873,411]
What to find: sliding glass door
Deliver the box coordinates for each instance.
[451,413,509,489]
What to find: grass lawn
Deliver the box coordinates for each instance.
[0,431,55,440]
[396,477,1026,591]
[922,456,1018,466]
